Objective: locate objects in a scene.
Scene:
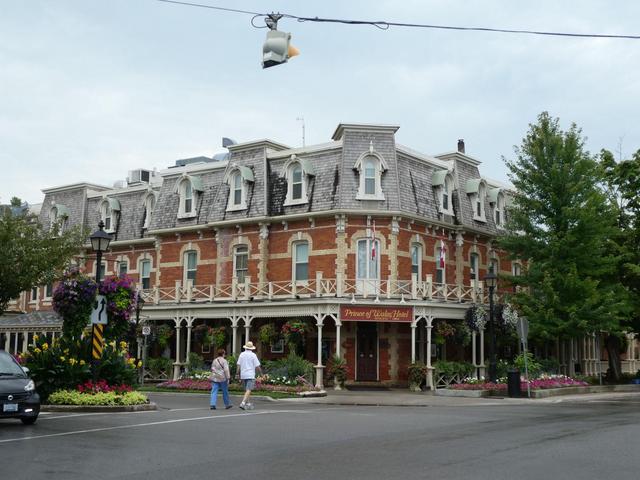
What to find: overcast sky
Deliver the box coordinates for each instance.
[2,1,639,204]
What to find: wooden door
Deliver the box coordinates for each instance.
[356,322,378,381]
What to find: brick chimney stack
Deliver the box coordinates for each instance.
[457,139,465,154]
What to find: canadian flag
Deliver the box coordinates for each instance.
[439,239,447,268]
[371,221,377,260]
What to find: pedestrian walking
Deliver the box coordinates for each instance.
[236,341,262,410]
[209,348,232,410]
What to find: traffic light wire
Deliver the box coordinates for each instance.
[155,0,640,40]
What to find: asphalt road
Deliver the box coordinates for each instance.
[1,392,639,480]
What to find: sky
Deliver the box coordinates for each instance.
[2,1,639,204]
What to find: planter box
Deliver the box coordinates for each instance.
[434,388,492,398]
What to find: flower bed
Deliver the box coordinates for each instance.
[449,375,588,391]
[156,378,320,395]
[48,390,148,406]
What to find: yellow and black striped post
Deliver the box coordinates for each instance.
[92,324,104,360]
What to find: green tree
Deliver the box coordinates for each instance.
[600,148,640,340]
[499,113,630,377]
[0,209,85,315]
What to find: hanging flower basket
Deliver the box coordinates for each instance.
[281,320,307,351]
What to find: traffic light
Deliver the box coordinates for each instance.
[261,13,299,69]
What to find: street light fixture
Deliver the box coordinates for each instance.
[483,267,498,383]
[90,220,112,283]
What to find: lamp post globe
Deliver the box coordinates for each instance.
[89,220,112,283]
[483,267,498,383]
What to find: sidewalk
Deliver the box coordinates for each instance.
[279,388,640,407]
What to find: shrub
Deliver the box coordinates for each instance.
[434,361,474,378]
[48,390,148,406]
[187,352,205,371]
[514,352,542,378]
[259,323,279,346]
[147,357,173,377]
[263,352,314,382]
[98,275,136,342]
[328,356,349,384]
[156,324,173,349]
[52,272,97,341]
[407,362,428,387]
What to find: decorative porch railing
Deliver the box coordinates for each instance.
[138,273,506,306]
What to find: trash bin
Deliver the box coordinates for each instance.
[507,368,521,398]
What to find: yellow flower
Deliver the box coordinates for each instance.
[79,360,86,366]
[119,341,128,350]
[33,334,39,342]
[137,360,143,368]
[59,356,65,362]
[69,358,77,366]
[127,358,135,365]
[42,343,49,351]
[64,349,69,355]
[109,341,116,348]
[34,348,41,354]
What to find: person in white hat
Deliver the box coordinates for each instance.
[236,341,262,410]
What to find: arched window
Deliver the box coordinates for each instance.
[50,206,58,232]
[470,252,479,286]
[293,241,309,282]
[101,201,112,231]
[436,246,445,284]
[354,152,386,201]
[411,243,422,279]
[183,181,193,214]
[175,175,203,218]
[183,250,197,285]
[143,194,155,229]
[466,179,487,222]
[432,170,454,215]
[495,193,505,227]
[232,173,242,206]
[442,177,451,212]
[284,155,314,206]
[233,245,249,283]
[225,166,253,211]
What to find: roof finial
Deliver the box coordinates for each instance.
[369,141,374,153]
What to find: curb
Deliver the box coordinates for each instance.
[433,384,640,399]
[41,402,158,413]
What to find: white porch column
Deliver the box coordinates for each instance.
[231,319,238,356]
[13,333,19,355]
[173,321,182,380]
[315,318,324,389]
[410,323,417,363]
[426,316,434,389]
[479,328,486,378]
[335,323,342,358]
[22,331,29,353]
[244,324,251,344]
[185,320,193,362]
[472,331,478,377]
[5,332,11,352]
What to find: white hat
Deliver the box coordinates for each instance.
[243,341,256,350]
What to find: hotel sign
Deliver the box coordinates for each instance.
[340,305,413,323]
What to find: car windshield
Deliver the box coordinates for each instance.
[0,352,27,377]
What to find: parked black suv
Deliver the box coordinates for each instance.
[0,350,40,424]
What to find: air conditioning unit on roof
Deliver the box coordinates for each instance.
[127,169,151,185]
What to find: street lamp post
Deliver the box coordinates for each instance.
[135,292,145,384]
[483,267,498,383]
[89,221,112,380]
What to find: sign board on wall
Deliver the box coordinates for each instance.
[340,305,413,323]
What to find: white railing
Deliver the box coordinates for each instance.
[138,276,506,306]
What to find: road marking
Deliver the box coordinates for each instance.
[0,410,302,444]
[37,410,159,421]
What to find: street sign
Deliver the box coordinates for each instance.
[90,295,108,325]
[142,326,151,336]
[516,317,529,343]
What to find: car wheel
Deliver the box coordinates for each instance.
[20,416,38,425]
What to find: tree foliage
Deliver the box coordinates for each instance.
[0,208,85,315]
[499,112,630,343]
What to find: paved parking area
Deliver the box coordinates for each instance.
[1,392,639,479]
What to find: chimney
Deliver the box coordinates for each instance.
[457,139,465,154]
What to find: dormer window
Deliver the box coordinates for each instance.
[175,175,203,219]
[99,198,120,233]
[284,155,314,206]
[224,165,254,212]
[49,204,69,234]
[466,179,487,222]
[489,189,505,228]
[354,146,387,201]
[432,170,454,215]
[143,193,156,229]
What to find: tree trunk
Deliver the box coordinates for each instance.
[605,334,622,381]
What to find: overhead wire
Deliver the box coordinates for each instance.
[154,0,640,40]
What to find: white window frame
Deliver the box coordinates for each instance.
[470,252,479,287]
[411,243,422,280]
[143,194,156,229]
[356,238,380,295]
[44,283,53,299]
[284,163,309,206]
[355,154,386,201]
[30,287,39,303]
[233,245,249,284]
[178,179,197,219]
[436,247,445,284]
[293,241,309,283]
[440,175,454,215]
[140,259,152,289]
[100,200,113,232]
[117,260,128,276]
[495,193,505,228]
[512,262,522,277]
[472,183,487,222]
[224,170,249,212]
[183,251,197,285]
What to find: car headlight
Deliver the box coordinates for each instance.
[24,380,35,392]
